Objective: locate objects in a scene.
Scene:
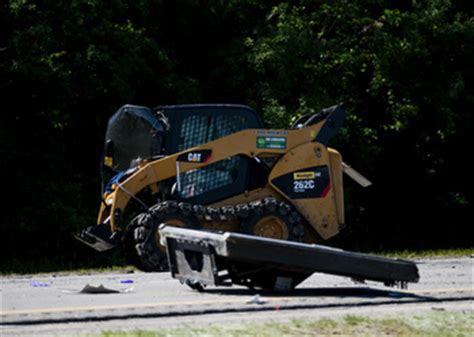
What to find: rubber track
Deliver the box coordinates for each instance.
[126,197,305,272]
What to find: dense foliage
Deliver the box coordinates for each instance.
[1,0,472,268]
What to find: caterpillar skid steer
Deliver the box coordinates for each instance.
[76,103,418,290]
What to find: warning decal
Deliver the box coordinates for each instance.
[256,136,287,150]
[293,171,316,180]
[272,166,331,199]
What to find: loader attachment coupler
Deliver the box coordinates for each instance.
[159,225,419,291]
[74,223,120,252]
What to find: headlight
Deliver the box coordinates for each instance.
[106,196,114,205]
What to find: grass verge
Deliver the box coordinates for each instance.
[0,253,134,277]
[98,310,473,337]
[376,247,473,259]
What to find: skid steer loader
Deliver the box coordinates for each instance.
[76,103,417,291]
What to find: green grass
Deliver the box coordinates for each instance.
[375,247,473,259]
[0,262,137,277]
[97,311,473,336]
[0,254,134,277]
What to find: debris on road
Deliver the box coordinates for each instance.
[160,226,419,292]
[61,284,134,294]
[120,279,134,284]
[246,294,265,305]
[80,284,120,294]
[432,306,446,311]
[30,281,50,287]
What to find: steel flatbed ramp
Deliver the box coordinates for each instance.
[159,226,419,291]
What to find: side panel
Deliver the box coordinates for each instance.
[269,142,340,240]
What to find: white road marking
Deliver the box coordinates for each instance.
[1,287,472,317]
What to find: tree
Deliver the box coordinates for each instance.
[245,0,473,248]
[1,0,472,269]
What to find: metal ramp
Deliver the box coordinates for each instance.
[159,225,419,291]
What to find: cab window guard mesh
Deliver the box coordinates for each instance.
[178,157,240,199]
[178,113,248,151]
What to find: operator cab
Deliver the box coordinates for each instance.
[101,104,265,204]
[101,105,167,192]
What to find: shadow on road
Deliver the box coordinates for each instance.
[202,286,428,299]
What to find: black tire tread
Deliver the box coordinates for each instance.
[123,197,305,272]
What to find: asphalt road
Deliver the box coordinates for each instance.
[1,257,472,336]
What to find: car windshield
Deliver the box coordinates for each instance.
[104,105,165,172]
